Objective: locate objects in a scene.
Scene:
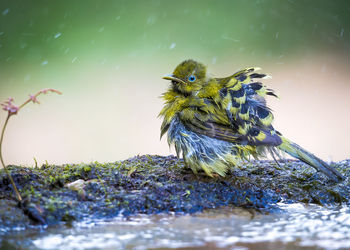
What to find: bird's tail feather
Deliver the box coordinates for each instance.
[277,137,344,182]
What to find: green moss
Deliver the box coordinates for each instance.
[0,155,349,231]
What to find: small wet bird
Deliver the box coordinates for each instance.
[159,59,344,182]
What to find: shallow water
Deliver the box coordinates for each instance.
[16,203,348,250]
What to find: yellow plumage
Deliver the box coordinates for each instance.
[159,59,344,182]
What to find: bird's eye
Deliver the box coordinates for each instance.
[188,75,196,82]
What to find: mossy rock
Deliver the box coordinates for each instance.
[0,155,349,231]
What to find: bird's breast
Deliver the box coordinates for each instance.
[167,116,234,161]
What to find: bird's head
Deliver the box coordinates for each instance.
[163,59,207,95]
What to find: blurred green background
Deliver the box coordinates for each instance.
[0,0,349,166]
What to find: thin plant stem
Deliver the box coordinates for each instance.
[0,114,22,201]
[0,88,61,202]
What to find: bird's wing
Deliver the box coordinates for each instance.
[185,120,282,146]
[216,67,277,127]
[182,68,282,146]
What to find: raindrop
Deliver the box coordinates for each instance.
[24,74,31,82]
[19,42,27,49]
[115,16,121,21]
[72,57,77,63]
[54,32,62,39]
[98,27,105,33]
[312,23,318,35]
[41,60,48,66]
[128,51,138,57]
[64,48,70,54]
[2,8,9,16]
[146,15,156,25]
[340,28,344,37]
[222,36,239,42]
[275,32,279,39]
[0,32,4,36]
[211,57,217,64]
[169,43,176,50]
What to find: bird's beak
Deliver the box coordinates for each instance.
[162,74,186,84]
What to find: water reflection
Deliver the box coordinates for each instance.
[32,203,350,249]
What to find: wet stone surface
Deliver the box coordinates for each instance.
[0,155,349,230]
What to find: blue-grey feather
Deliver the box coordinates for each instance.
[168,116,234,164]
